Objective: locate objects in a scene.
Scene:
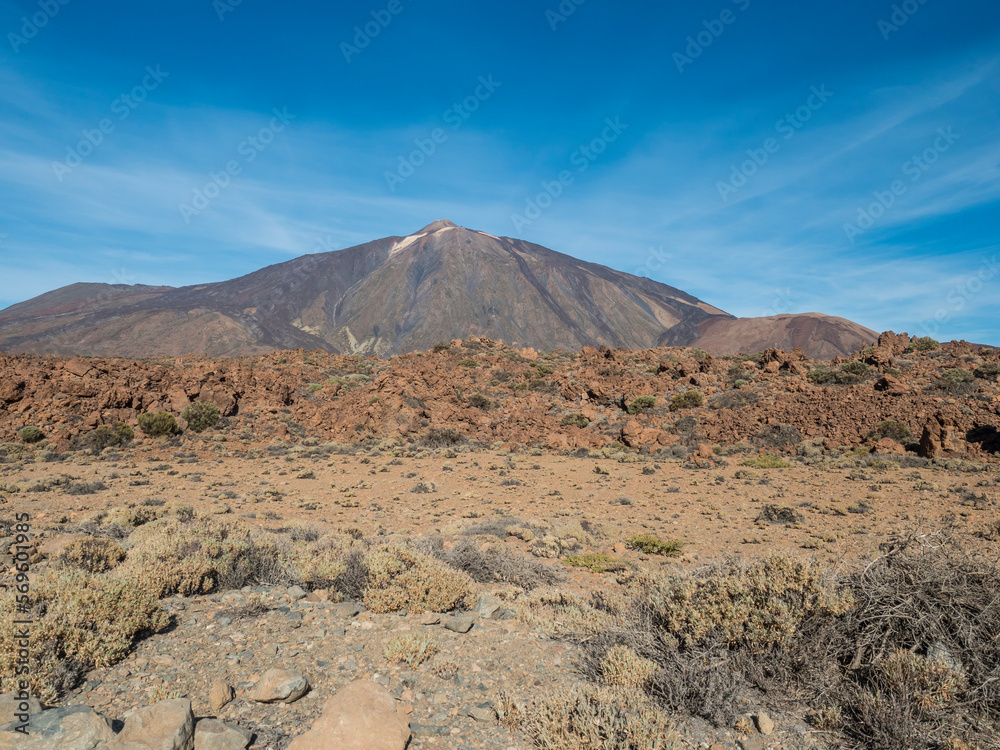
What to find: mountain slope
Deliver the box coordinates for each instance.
[0,221,876,358]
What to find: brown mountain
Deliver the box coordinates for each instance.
[0,220,876,359]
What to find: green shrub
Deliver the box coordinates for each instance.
[419,427,466,448]
[740,454,791,469]
[870,420,912,443]
[669,391,703,411]
[807,367,837,385]
[181,401,221,433]
[18,426,44,444]
[433,342,450,353]
[137,412,180,437]
[565,552,629,573]
[908,336,939,352]
[530,362,554,376]
[561,413,590,428]
[76,422,134,454]
[627,534,686,557]
[457,359,478,368]
[938,368,974,386]
[467,393,492,410]
[974,363,1000,381]
[627,396,657,414]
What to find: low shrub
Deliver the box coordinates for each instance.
[56,538,127,573]
[627,396,657,415]
[908,337,939,352]
[363,544,475,614]
[870,420,912,443]
[564,552,629,573]
[528,685,677,750]
[669,391,703,411]
[181,401,221,433]
[384,635,438,667]
[627,534,686,557]
[740,455,791,469]
[755,424,802,449]
[974,362,1000,381]
[438,538,560,590]
[0,569,168,702]
[18,426,44,444]
[641,556,853,650]
[419,428,466,449]
[467,393,492,410]
[561,413,590,428]
[76,422,134,454]
[137,412,180,437]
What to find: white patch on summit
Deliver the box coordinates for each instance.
[390,220,460,255]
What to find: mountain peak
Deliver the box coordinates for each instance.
[417,219,459,234]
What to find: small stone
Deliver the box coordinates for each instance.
[194,718,252,750]
[755,710,774,735]
[466,705,496,723]
[755,711,774,736]
[330,603,361,619]
[251,669,310,704]
[209,681,235,712]
[442,615,475,634]
[286,585,308,601]
[737,738,764,750]
[420,612,441,626]
[475,597,501,619]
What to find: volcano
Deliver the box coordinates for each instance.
[0,220,876,358]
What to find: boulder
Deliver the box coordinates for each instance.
[919,413,967,458]
[0,691,41,725]
[194,718,252,750]
[0,705,114,750]
[286,681,410,750]
[108,698,195,750]
[208,682,234,712]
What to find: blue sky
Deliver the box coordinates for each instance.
[1,0,998,343]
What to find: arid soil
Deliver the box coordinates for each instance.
[1,333,999,749]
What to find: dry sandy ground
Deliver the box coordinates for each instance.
[4,441,999,749]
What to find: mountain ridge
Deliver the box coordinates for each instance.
[0,221,877,359]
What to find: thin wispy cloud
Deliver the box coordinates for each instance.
[0,1,998,342]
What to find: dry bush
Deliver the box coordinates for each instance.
[383,635,439,667]
[638,556,853,650]
[56,537,126,573]
[0,569,168,702]
[648,642,749,728]
[114,517,296,597]
[836,534,1000,748]
[599,646,660,690]
[363,544,475,614]
[528,684,678,750]
[437,537,561,590]
[514,587,631,636]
